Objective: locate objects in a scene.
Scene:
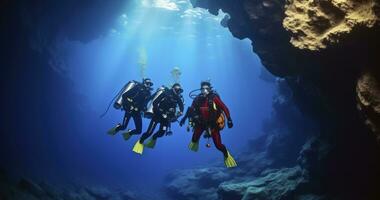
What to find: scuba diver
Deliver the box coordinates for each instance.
[107,78,154,140]
[132,83,184,154]
[179,81,237,168]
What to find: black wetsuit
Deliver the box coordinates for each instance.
[140,89,184,142]
[116,83,152,135]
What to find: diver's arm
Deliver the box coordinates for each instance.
[180,99,197,125]
[177,96,184,113]
[180,107,191,126]
[214,96,231,120]
[142,91,152,111]
[214,96,233,128]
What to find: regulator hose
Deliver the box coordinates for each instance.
[189,89,201,99]
[100,86,124,118]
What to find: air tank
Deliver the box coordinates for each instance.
[144,86,166,118]
[113,81,137,109]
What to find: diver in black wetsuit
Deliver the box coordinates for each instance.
[132,83,184,154]
[107,78,153,141]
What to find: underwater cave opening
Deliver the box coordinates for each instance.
[53,0,277,196]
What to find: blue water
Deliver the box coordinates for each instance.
[6,1,275,196]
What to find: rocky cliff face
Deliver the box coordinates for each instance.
[186,0,380,199]
[283,0,379,50]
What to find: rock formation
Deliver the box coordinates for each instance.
[0,171,139,200]
[283,0,379,50]
[218,166,309,200]
[357,71,380,142]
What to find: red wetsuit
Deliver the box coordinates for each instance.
[191,93,231,157]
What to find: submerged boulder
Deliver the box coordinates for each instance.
[218,166,308,200]
[85,186,112,200]
[165,167,231,200]
[18,178,47,198]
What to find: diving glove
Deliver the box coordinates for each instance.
[227,119,233,128]
[166,130,173,136]
[179,118,186,127]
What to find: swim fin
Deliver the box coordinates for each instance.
[132,140,144,155]
[107,124,120,135]
[224,151,237,168]
[188,141,199,152]
[122,130,132,141]
[145,138,156,149]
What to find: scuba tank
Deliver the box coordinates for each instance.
[113,81,137,110]
[144,86,166,118]
[100,80,138,118]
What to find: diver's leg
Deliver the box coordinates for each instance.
[189,126,204,152]
[139,119,158,143]
[210,129,228,157]
[146,122,167,148]
[118,112,132,131]
[133,119,157,154]
[108,112,131,135]
[129,113,143,135]
[152,122,168,140]
[192,126,204,143]
[211,128,237,168]
[123,113,143,140]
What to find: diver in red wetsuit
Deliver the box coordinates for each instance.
[180,81,237,168]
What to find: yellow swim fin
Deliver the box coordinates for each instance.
[224,151,237,168]
[132,140,144,155]
[145,138,156,149]
[188,141,199,152]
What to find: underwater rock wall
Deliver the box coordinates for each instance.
[357,71,380,142]
[190,0,380,199]
[283,0,379,50]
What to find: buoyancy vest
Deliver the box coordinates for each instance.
[193,92,225,130]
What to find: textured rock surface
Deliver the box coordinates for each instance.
[218,167,308,200]
[283,0,379,50]
[0,174,140,200]
[166,167,231,200]
[357,71,380,141]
